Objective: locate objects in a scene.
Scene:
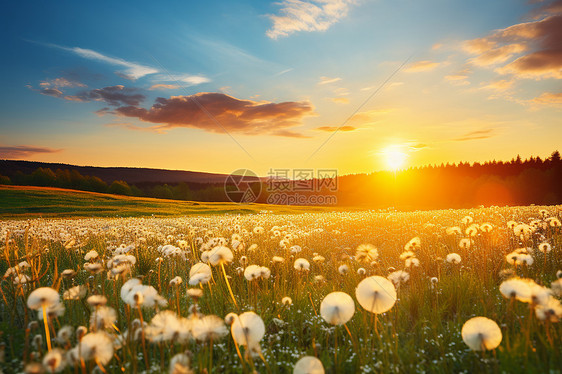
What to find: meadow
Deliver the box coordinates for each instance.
[1,202,561,373]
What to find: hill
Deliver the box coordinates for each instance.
[0,185,343,218]
[0,159,232,184]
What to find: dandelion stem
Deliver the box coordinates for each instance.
[42,306,52,351]
[221,262,238,308]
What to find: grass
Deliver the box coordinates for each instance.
[0,185,346,218]
[0,194,561,373]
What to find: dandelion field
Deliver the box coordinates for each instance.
[1,205,562,373]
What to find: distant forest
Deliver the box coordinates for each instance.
[1,151,561,209]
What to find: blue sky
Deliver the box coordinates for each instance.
[1,0,561,174]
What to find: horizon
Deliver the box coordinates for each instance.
[2,148,560,179]
[1,1,561,175]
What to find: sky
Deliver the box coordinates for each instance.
[1,0,561,175]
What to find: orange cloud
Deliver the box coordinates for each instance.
[113,92,315,137]
[0,145,62,159]
[316,125,356,132]
[531,91,562,105]
[404,60,440,72]
[149,84,180,90]
[330,97,349,104]
[464,11,562,79]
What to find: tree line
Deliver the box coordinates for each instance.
[1,151,561,209]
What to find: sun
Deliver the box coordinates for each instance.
[383,147,408,171]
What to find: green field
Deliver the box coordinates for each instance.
[1,188,561,373]
[0,185,342,218]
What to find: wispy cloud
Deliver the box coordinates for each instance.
[330,97,349,104]
[266,0,355,39]
[318,76,341,85]
[530,91,562,106]
[405,60,441,72]
[316,125,356,132]
[149,84,180,90]
[454,129,496,141]
[41,43,159,80]
[0,145,62,159]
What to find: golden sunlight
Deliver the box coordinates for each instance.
[383,147,408,171]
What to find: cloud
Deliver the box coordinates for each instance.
[40,88,63,98]
[266,0,355,39]
[149,84,180,90]
[316,125,356,132]
[152,74,210,87]
[105,122,168,134]
[454,129,496,141]
[404,60,441,72]
[318,76,341,85]
[47,44,159,80]
[64,85,145,106]
[40,77,86,88]
[464,11,562,79]
[113,92,315,137]
[349,109,389,124]
[531,91,562,105]
[0,145,62,159]
[330,97,349,104]
[480,79,514,91]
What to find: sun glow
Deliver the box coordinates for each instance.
[383,147,408,171]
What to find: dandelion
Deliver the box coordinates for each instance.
[169,276,183,286]
[446,226,462,235]
[189,263,212,286]
[548,217,561,227]
[446,253,462,264]
[356,276,397,314]
[313,255,325,263]
[357,268,366,276]
[27,287,60,351]
[42,348,66,373]
[458,238,471,250]
[293,356,325,374]
[282,296,293,306]
[230,311,265,354]
[56,325,73,345]
[169,353,194,374]
[480,223,493,233]
[208,246,234,266]
[71,331,114,369]
[338,264,349,275]
[466,224,479,237]
[405,257,420,268]
[87,295,107,307]
[461,317,502,351]
[61,269,76,278]
[320,292,355,325]
[244,265,261,281]
[538,242,551,253]
[499,277,531,301]
[461,215,473,225]
[404,237,421,251]
[191,315,228,342]
[294,258,310,271]
[535,297,562,322]
[84,250,99,261]
[272,256,285,263]
[552,278,562,297]
[90,306,117,331]
[355,244,379,263]
[388,270,410,286]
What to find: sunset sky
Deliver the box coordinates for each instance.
[1,0,561,175]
